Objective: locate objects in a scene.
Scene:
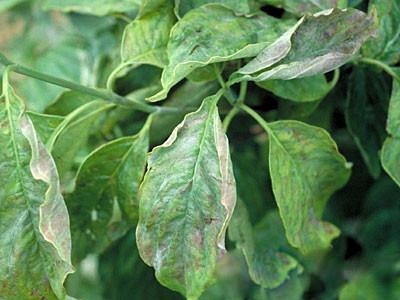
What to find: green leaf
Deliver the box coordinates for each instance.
[267,121,351,253]
[149,4,294,101]
[136,92,236,299]
[42,0,141,15]
[339,273,383,300]
[381,68,400,186]
[175,0,256,16]
[346,68,390,179]
[47,100,115,183]
[229,200,301,288]
[27,112,65,143]
[45,91,97,116]
[121,4,175,68]
[256,73,336,102]
[251,271,308,300]
[67,117,151,262]
[109,3,176,85]
[232,8,375,83]
[0,71,73,299]
[0,0,27,12]
[257,0,348,16]
[362,0,400,65]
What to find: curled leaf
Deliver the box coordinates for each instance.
[149,4,294,101]
[231,8,375,83]
[0,71,73,299]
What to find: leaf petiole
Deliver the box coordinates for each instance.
[0,52,181,114]
[239,104,271,134]
[223,81,248,132]
[359,57,400,82]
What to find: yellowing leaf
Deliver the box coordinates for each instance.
[136,92,236,299]
[267,121,351,253]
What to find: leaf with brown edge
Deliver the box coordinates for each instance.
[136,91,236,299]
[231,8,376,84]
[0,70,73,299]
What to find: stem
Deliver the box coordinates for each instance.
[359,57,400,82]
[0,52,179,114]
[240,104,271,134]
[223,81,248,132]
[223,107,239,132]
[213,64,236,104]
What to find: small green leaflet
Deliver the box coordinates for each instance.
[46,100,115,183]
[228,200,301,288]
[381,69,400,187]
[148,4,294,101]
[231,8,375,83]
[0,70,73,299]
[42,0,141,15]
[136,92,236,299]
[110,3,176,84]
[267,121,351,253]
[67,117,151,262]
[362,0,400,65]
[26,112,65,143]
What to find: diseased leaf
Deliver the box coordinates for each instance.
[257,0,347,16]
[257,73,336,102]
[109,2,176,84]
[149,4,294,101]
[0,71,73,299]
[229,200,301,288]
[267,121,351,253]
[42,0,141,15]
[67,117,151,262]
[47,100,115,183]
[136,92,236,299]
[362,0,400,65]
[232,8,375,83]
[381,68,400,186]
[175,0,256,16]
[346,68,390,178]
[151,80,219,144]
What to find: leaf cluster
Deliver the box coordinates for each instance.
[0,0,399,299]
